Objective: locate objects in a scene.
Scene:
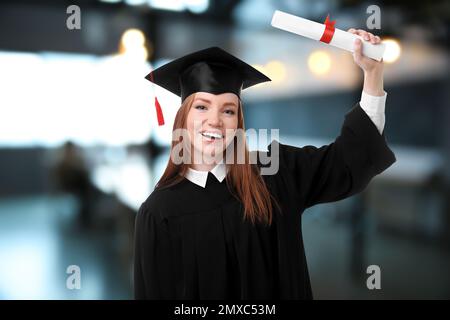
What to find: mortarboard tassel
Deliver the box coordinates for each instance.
[154,96,165,126]
[148,68,165,126]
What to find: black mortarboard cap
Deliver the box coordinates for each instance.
[145,46,271,126]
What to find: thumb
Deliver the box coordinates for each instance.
[353,38,363,62]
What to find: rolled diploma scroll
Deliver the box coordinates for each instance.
[271,10,385,61]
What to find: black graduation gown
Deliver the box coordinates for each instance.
[133,103,396,300]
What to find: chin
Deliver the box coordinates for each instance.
[195,145,223,159]
[203,145,224,155]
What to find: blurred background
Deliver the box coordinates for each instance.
[0,0,449,299]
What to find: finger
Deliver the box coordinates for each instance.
[348,28,356,34]
[368,33,377,44]
[374,35,381,43]
[358,29,370,41]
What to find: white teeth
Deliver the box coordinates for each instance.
[201,132,223,139]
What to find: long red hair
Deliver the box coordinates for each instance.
[155,93,280,226]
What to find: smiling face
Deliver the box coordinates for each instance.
[186,92,239,167]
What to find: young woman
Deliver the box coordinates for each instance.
[134,29,396,299]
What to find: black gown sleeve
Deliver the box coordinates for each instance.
[268,103,396,209]
[133,200,175,299]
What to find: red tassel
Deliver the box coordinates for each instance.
[154,96,165,126]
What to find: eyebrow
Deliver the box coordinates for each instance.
[195,97,238,108]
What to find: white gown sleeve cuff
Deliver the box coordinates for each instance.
[359,90,387,135]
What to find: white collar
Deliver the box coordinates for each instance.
[184,161,228,188]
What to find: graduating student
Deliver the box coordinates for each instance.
[134,29,396,299]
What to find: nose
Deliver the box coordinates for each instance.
[207,109,222,128]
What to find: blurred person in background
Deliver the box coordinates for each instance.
[52,141,94,229]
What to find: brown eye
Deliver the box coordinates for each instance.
[224,109,235,115]
[195,105,207,110]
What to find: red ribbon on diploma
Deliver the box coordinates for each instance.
[319,14,336,44]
